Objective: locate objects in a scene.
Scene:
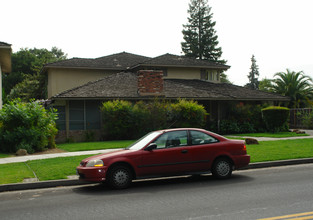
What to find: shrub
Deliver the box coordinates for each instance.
[133,100,170,137]
[100,100,134,140]
[300,110,313,129]
[171,99,207,128]
[0,99,58,153]
[219,120,240,134]
[261,106,290,132]
[100,99,208,140]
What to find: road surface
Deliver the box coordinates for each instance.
[0,164,313,220]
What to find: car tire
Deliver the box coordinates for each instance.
[107,165,133,189]
[212,158,232,179]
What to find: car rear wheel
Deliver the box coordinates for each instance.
[212,158,232,179]
[107,165,133,189]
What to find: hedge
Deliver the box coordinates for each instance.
[261,106,290,133]
[0,99,58,153]
[100,99,208,140]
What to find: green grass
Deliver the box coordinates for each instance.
[248,138,313,163]
[0,163,35,184]
[57,140,135,152]
[227,132,309,138]
[0,155,95,184]
[26,155,95,181]
[0,153,13,158]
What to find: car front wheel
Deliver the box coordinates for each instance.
[212,158,232,179]
[107,165,133,189]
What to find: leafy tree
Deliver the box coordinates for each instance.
[3,47,67,102]
[181,0,225,64]
[245,55,259,90]
[0,99,58,153]
[272,69,313,108]
[259,78,274,93]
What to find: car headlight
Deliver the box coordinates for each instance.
[86,159,104,167]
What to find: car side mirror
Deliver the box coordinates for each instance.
[145,143,157,151]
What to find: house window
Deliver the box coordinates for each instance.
[201,69,208,80]
[54,106,66,130]
[69,101,85,130]
[208,72,213,81]
[69,100,101,130]
[86,100,101,129]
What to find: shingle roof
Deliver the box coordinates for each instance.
[52,72,289,101]
[44,52,229,71]
[134,53,230,70]
[0,42,11,47]
[45,52,151,70]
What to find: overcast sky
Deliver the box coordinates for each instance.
[2,0,313,86]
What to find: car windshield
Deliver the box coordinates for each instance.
[126,131,162,150]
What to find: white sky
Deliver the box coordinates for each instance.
[2,0,313,86]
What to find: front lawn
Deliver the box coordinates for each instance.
[57,140,135,152]
[247,138,313,163]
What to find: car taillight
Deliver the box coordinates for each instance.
[243,144,247,152]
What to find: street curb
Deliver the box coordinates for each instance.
[240,157,313,170]
[1,158,313,192]
[0,179,91,192]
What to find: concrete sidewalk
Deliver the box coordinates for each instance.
[0,149,119,165]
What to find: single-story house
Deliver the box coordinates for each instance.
[0,42,12,109]
[42,52,289,142]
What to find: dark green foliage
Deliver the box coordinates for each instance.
[300,111,313,129]
[273,69,313,108]
[181,0,225,64]
[171,99,207,128]
[101,100,134,140]
[3,47,67,101]
[245,55,259,90]
[216,103,266,134]
[100,99,208,140]
[0,99,58,153]
[261,106,290,133]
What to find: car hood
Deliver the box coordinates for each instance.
[81,149,136,163]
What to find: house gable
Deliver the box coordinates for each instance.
[44,52,151,98]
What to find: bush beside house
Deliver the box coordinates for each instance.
[261,106,290,132]
[0,99,58,153]
[101,99,208,140]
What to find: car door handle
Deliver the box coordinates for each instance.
[181,150,188,154]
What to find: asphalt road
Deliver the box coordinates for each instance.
[0,164,313,220]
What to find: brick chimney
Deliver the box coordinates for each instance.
[137,70,164,96]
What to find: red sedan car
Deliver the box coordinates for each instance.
[77,128,250,189]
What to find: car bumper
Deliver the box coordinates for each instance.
[76,166,107,182]
[233,155,250,169]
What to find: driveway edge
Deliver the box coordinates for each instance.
[1,158,313,192]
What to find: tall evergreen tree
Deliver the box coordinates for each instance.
[181,0,225,64]
[245,55,259,90]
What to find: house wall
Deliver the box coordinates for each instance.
[165,67,220,82]
[166,67,200,79]
[47,68,118,98]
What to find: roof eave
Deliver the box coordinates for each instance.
[131,63,230,70]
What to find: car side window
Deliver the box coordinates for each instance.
[154,131,188,149]
[190,130,219,145]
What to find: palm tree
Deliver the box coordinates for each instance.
[273,69,313,108]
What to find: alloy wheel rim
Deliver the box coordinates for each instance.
[113,170,129,186]
[216,161,230,176]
